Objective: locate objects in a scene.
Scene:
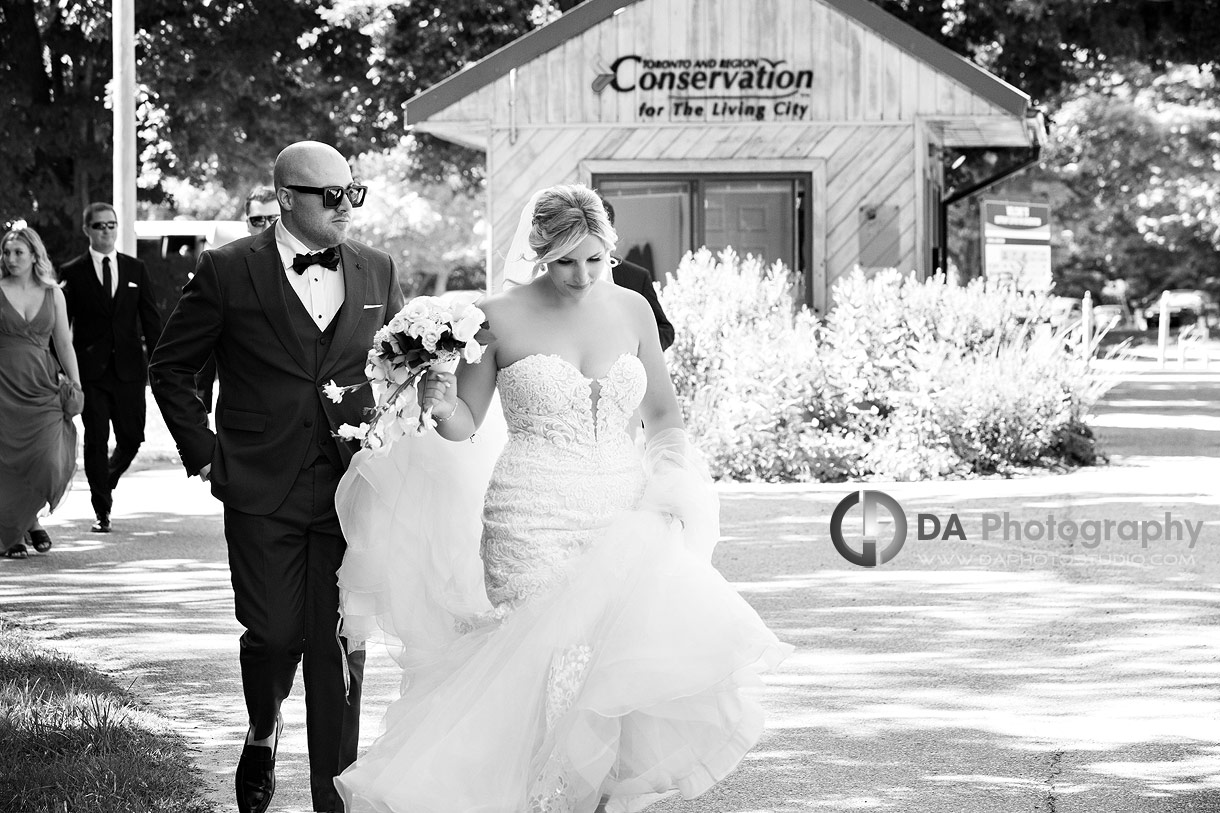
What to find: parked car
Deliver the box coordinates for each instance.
[1091,304,1125,331]
[134,220,247,324]
[1142,289,1219,331]
[1048,296,1082,327]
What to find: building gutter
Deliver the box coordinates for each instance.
[937,143,1043,275]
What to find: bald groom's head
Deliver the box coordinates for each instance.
[273,141,355,251]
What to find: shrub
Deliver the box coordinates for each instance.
[931,333,1078,474]
[662,257,1114,482]
[662,249,859,481]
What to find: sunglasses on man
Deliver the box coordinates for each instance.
[247,215,280,228]
[89,221,118,230]
[285,184,368,209]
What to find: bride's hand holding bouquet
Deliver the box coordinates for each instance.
[324,296,491,453]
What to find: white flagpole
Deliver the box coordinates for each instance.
[112,0,136,255]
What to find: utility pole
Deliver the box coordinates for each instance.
[113,0,136,254]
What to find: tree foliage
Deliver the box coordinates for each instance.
[348,136,485,295]
[871,1,1220,301]
[0,0,577,257]
[0,0,381,260]
[5,0,1219,294]
[873,0,1220,106]
[328,0,579,190]
[1042,62,1220,301]
[0,1,111,256]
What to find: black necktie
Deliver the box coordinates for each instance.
[292,246,341,275]
[102,257,113,299]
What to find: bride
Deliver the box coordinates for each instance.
[333,184,790,812]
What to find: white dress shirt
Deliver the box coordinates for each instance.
[275,222,345,330]
[88,248,119,297]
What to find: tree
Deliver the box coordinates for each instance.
[873,0,1220,107]
[329,0,580,191]
[1042,62,1220,302]
[348,136,485,295]
[0,0,381,261]
[870,2,1220,301]
[0,1,112,256]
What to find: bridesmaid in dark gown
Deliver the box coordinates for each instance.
[0,224,82,558]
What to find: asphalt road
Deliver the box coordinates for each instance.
[1,359,1217,812]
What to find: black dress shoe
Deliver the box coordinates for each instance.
[90,516,111,533]
[235,743,276,813]
[236,716,282,813]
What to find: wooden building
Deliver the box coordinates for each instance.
[405,0,1045,311]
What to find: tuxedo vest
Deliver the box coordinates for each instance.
[281,273,344,469]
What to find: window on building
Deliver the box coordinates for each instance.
[596,174,808,289]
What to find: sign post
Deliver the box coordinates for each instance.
[981,200,1052,292]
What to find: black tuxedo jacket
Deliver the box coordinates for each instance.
[612,258,675,350]
[149,228,405,515]
[60,252,163,383]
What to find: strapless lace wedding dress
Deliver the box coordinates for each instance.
[335,353,790,813]
[482,353,647,609]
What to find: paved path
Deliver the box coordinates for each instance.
[1,361,1217,812]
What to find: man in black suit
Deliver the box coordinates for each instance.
[600,197,675,350]
[150,141,405,813]
[60,202,164,533]
[195,186,281,412]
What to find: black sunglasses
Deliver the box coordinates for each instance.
[246,215,280,228]
[285,184,367,209]
[89,221,118,230]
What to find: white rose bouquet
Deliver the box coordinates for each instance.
[324,296,491,451]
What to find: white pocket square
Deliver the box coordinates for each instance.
[127,281,139,288]
[363,303,382,309]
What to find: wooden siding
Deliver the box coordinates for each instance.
[485,122,914,307]
[410,0,1021,306]
[429,0,1009,128]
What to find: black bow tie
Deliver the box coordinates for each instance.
[292,246,341,274]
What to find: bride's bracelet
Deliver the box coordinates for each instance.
[433,404,457,423]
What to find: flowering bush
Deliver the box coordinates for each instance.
[325,296,490,451]
[661,249,860,481]
[660,255,1114,482]
[931,328,1110,473]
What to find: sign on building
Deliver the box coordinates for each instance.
[981,200,1052,292]
[593,56,815,122]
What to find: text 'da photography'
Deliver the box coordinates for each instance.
[828,489,1209,570]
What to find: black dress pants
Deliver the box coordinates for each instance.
[81,369,146,518]
[224,458,365,812]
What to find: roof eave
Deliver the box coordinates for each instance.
[406,0,1031,127]
[824,0,1030,117]
[406,0,640,126]
[411,121,491,152]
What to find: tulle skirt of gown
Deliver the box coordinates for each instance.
[335,358,790,812]
[0,290,77,548]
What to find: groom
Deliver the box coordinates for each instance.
[150,141,404,813]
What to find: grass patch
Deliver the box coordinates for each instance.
[0,618,216,813]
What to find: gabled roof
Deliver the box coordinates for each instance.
[406,0,1030,126]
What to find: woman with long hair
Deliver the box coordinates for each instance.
[0,223,82,558]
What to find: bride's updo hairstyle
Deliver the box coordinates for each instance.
[526,184,619,279]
